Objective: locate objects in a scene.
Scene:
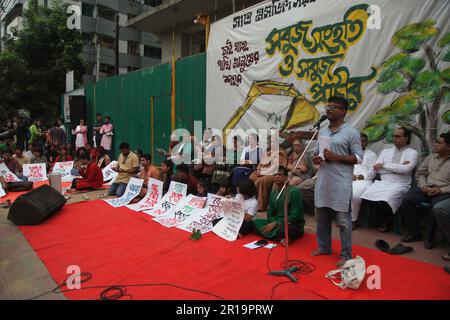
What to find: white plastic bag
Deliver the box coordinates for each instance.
[325,256,366,290]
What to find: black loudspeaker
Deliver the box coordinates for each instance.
[8,185,67,226]
[69,95,87,128]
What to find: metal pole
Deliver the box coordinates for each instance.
[96,42,100,82]
[115,14,119,75]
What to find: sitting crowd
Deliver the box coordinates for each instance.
[1,104,449,274]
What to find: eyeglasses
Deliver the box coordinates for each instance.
[325,104,345,111]
[393,135,403,138]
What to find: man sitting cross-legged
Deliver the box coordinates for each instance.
[253,166,305,243]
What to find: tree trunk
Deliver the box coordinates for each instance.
[425,45,437,70]
[427,87,446,148]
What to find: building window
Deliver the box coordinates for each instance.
[144,45,162,59]
[128,41,140,56]
[97,5,117,22]
[144,0,162,7]
[100,63,115,76]
[98,35,115,50]
[82,3,94,17]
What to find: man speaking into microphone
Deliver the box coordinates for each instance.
[310,96,363,267]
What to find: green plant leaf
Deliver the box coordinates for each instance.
[442,68,450,83]
[438,33,450,47]
[384,123,397,143]
[412,70,443,101]
[442,49,450,62]
[378,72,408,94]
[442,110,450,124]
[362,125,386,142]
[389,95,422,115]
[366,112,390,126]
[392,20,439,52]
[443,90,450,104]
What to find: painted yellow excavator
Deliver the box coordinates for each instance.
[222,80,320,141]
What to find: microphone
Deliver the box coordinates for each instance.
[310,115,328,131]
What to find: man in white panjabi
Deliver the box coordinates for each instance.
[360,127,418,232]
[351,133,377,230]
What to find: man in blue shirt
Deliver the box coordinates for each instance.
[311,96,363,267]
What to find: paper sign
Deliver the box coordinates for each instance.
[0,183,6,198]
[153,194,206,228]
[0,163,21,182]
[102,161,119,182]
[126,178,163,212]
[212,199,245,241]
[142,181,187,217]
[318,136,331,160]
[23,163,47,182]
[177,194,225,234]
[104,177,144,207]
[52,161,74,178]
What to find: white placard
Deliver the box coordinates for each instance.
[318,136,331,160]
[0,163,21,182]
[0,183,6,198]
[177,193,225,234]
[66,70,74,93]
[126,178,164,212]
[104,177,144,208]
[23,163,47,182]
[153,194,207,228]
[212,199,245,241]
[142,181,187,217]
[102,161,119,183]
[52,161,74,178]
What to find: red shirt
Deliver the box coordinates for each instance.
[76,162,103,190]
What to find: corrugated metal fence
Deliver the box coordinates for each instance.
[73,53,206,164]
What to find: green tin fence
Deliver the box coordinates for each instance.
[66,53,206,164]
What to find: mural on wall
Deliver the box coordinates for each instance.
[363,20,450,153]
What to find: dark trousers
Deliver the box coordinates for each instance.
[276,224,304,241]
[433,199,450,252]
[363,199,393,226]
[399,187,450,236]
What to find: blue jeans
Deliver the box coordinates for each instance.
[109,183,127,197]
[315,206,352,260]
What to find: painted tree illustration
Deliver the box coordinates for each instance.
[363,20,450,154]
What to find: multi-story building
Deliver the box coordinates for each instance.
[0,0,163,82]
[127,0,265,64]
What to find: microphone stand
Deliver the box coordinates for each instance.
[269,123,322,283]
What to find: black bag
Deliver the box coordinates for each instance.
[6,181,34,192]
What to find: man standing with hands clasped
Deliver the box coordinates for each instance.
[311,96,363,267]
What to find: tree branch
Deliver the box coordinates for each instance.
[425,45,437,70]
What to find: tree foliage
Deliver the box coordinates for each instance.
[363,20,450,152]
[0,0,90,120]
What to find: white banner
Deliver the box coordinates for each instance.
[104,177,144,208]
[23,163,47,182]
[206,0,450,154]
[212,199,245,242]
[0,163,21,182]
[142,181,187,217]
[177,194,225,234]
[126,178,164,212]
[153,194,207,228]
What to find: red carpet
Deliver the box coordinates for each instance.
[1,182,108,205]
[19,200,450,300]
